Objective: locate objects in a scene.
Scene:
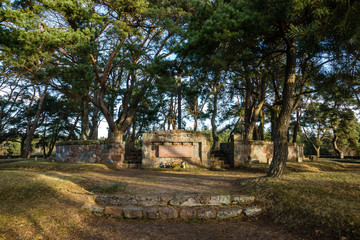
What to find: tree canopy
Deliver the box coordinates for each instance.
[0,0,360,176]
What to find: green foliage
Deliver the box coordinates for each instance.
[4,141,21,156]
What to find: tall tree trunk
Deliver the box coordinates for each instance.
[193,117,198,131]
[292,109,301,143]
[211,95,219,150]
[42,118,47,159]
[244,78,253,141]
[258,76,266,140]
[80,98,90,140]
[259,109,265,140]
[89,108,99,140]
[270,106,280,141]
[67,113,80,141]
[332,134,344,159]
[23,86,48,158]
[315,146,320,158]
[177,74,182,130]
[268,40,296,177]
[46,127,59,158]
[20,135,26,157]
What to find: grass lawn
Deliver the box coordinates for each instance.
[0,158,359,239]
[237,158,360,239]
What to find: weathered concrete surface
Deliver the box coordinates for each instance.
[55,140,125,167]
[222,135,304,167]
[159,145,194,158]
[142,130,211,168]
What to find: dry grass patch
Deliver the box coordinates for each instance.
[237,159,360,239]
[0,170,95,240]
[0,159,114,172]
[1,158,359,239]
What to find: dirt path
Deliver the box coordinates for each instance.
[72,217,304,240]
[72,169,264,195]
[65,169,306,240]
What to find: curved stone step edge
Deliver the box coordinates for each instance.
[95,194,255,207]
[88,205,262,220]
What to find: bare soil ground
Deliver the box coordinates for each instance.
[75,216,303,240]
[65,169,305,240]
[74,169,263,195]
[0,164,306,240]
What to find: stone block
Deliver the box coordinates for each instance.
[123,206,143,219]
[143,207,160,219]
[232,195,255,205]
[104,206,123,217]
[179,208,197,220]
[89,205,104,216]
[159,207,178,219]
[180,197,200,207]
[197,209,216,219]
[209,195,231,205]
[159,195,173,205]
[198,195,211,205]
[217,208,242,219]
[243,206,262,217]
[96,194,129,206]
[135,195,160,206]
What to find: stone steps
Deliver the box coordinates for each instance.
[210,150,231,169]
[89,194,261,220]
[124,148,142,168]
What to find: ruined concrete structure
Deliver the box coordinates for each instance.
[142,130,211,168]
[221,135,304,167]
[55,140,125,167]
[55,132,304,169]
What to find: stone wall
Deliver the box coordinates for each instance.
[90,193,261,220]
[55,140,125,167]
[230,135,304,167]
[142,130,211,168]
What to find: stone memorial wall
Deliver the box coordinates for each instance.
[221,135,304,167]
[142,130,211,168]
[55,140,125,167]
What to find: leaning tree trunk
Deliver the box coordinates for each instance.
[332,134,344,159]
[23,86,48,158]
[314,146,320,158]
[268,40,296,177]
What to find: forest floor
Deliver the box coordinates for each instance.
[0,158,359,239]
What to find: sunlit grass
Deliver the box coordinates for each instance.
[0,158,359,239]
[0,158,113,172]
[237,159,360,239]
[0,170,95,240]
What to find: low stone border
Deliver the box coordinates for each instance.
[95,194,255,207]
[89,194,262,220]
